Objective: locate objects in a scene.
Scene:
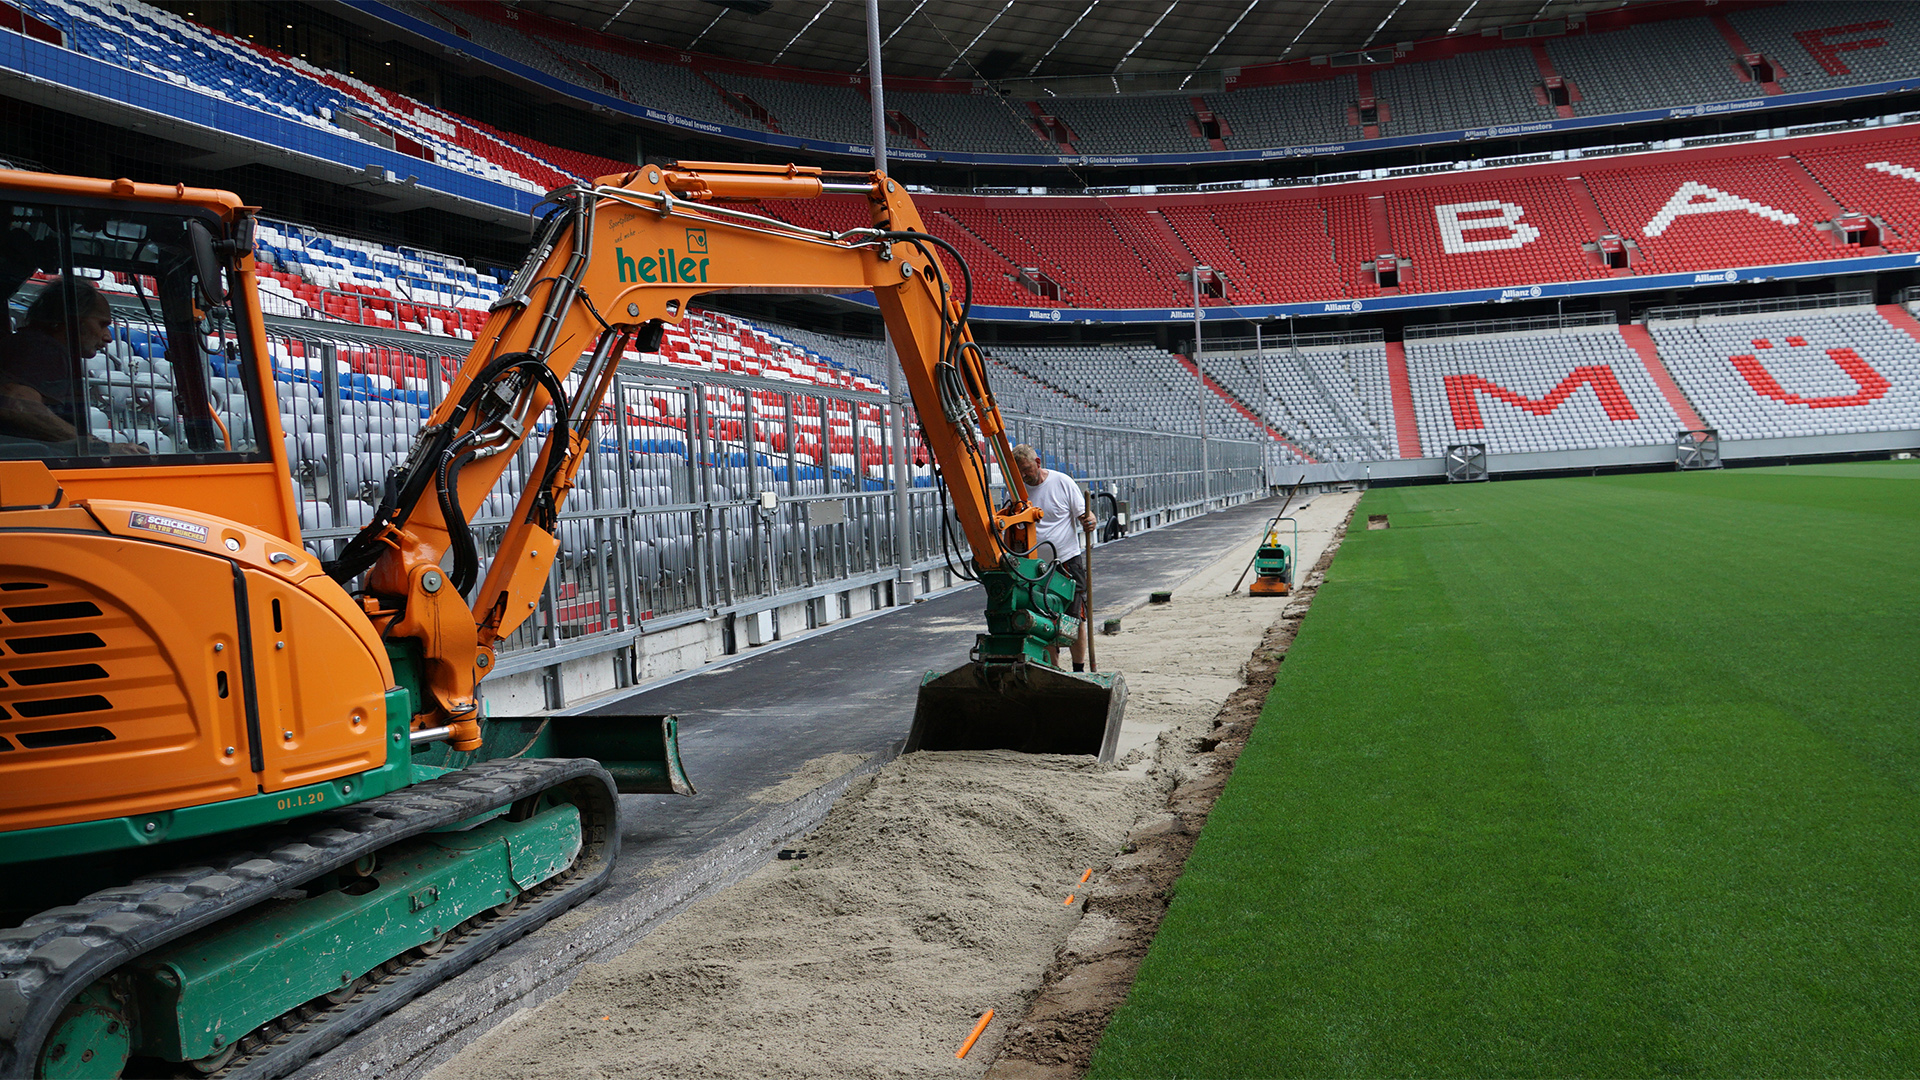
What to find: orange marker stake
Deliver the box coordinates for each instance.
[1079,868,1092,883]
[957,1009,995,1059]
[1064,894,1075,905]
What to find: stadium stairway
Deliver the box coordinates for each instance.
[1708,12,1785,95]
[1878,302,1920,343]
[1173,352,1318,463]
[1384,342,1424,458]
[1619,323,1709,430]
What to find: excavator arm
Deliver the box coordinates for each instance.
[329,162,1117,757]
[0,162,1126,1080]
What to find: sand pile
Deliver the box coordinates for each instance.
[440,492,1358,1080]
[443,752,1151,1080]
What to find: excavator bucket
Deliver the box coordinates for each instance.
[907,663,1128,762]
[547,714,696,795]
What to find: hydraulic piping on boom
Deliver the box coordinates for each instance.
[671,163,1128,758]
[369,159,1124,761]
[330,159,1121,762]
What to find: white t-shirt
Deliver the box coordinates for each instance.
[1027,468,1086,562]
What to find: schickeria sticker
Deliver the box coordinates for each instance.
[128,511,209,543]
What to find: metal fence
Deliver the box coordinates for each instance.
[1405,310,1616,340]
[252,316,1264,668]
[1641,290,1876,324]
[1204,327,1385,354]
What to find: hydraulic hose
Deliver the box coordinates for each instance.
[325,353,572,586]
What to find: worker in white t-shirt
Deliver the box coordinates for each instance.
[1012,444,1097,672]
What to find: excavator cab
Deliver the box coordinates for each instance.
[0,186,386,852]
[0,196,273,478]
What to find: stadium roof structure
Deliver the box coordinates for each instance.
[518,0,1661,84]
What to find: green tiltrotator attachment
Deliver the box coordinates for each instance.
[907,556,1127,762]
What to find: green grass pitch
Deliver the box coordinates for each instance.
[1091,462,1920,1079]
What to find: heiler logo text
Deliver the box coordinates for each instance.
[617,247,711,284]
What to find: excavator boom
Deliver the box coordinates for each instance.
[335,162,1125,763]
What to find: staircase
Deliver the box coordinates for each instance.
[1174,352,1319,464]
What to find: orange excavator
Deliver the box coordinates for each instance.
[0,162,1122,1078]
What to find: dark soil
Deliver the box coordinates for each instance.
[983,507,1353,1080]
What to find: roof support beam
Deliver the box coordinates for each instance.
[686,9,727,50]
[1182,0,1260,89]
[859,0,931,72]
[1114,0,1180,73]
[1447,0,1482,35]
[939,0,1018,78]
[1026,0,1099,77]
[597,0,635,33]
[772,1,835,65]
[1364,0,1411,49]
[1280,0,1337,60]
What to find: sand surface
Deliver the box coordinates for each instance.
[436,492,1358,1080]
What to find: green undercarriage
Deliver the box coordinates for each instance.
[11,641,693,1077]
[38,800,583,1075]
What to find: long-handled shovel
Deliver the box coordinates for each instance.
[1083,520,1097,673]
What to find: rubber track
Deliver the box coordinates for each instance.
[0,758,620,1080]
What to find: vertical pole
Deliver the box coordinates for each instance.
[319,341,343,524]
[870,0,915,605]
[691,381,711,609]
[785,391,803,590]
[615,378,636,634]
[1254,320,1265,481]
[1192,268,1209,508]
[744,384,765,596]
[867,0,888,178]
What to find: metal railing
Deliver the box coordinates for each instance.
[1641,290,1876,323]
[1001,68,1227,99]
[925,113,1920,201]
[259,218,494,299]
[253,318,1263,667]
[1405,310,1617,340]
[1205,327,1386,354]
[308,286,473,333]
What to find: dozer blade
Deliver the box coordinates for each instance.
[547,713,697,795]
[907,662,1128,762]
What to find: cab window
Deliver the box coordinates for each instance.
[0,200,266,464]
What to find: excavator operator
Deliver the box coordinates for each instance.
[0,276,121,453]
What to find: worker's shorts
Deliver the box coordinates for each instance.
[1061,554,1087,620]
